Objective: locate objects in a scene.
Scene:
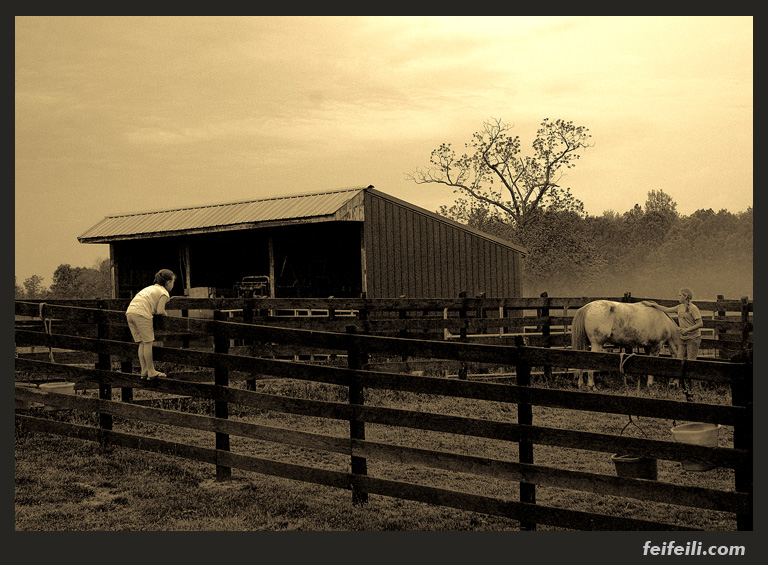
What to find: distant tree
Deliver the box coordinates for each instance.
[50,264,83,298]
[410,118,592,231]
[518,206,605,295]
[22,275,49,299]
[50,260,111,299]
[644,189,678,220]
[15,277,24,299]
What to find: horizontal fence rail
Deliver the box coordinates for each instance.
[14,297,753,531]
[18,294,753,353]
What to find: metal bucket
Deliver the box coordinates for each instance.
[610,454,658,480]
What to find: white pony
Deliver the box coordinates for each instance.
[570,300,682,390]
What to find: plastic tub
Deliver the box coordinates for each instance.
[39,382,76,411]
[670,423,721,471]
[15,382,42,409]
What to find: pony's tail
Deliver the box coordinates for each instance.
[571,306,589,351]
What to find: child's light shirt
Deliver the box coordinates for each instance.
[676,303,702,340]
[126,284,170,319]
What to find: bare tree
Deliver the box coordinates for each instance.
[409,118,592,229]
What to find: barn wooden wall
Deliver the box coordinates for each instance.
[363,193,522,299]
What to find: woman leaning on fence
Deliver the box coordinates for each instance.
[125,269,176,380]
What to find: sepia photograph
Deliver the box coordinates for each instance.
[14,15,754,560]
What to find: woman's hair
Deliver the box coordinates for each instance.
[154,269,176,285]
[680,287,693,312]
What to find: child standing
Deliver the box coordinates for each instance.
[126,269,176,380]
[642,288,704,360]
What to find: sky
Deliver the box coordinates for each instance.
[15,16,753,286]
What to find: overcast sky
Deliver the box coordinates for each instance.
[15,16,753,285]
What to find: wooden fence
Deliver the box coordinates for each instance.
[14,296,753,531]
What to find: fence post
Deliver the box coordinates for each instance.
[715,295,725,358]
[346,325,368,504]
[458,291,468,380]
[398,305,409,362]
[732,351,753,530]
[538,292,552,384]
[120,360,134,403]
[181,307,190,349]
[243,299,257,390]
[514,335,536,531]
[96,300,113,447]
[116,301,134,403]
[740,296,751,353]
[213,310,231,481]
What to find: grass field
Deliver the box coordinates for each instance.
[14,367,740,532]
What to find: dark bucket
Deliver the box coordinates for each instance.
[611,454,658,480]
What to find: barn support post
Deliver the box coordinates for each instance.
[213,310,231,481]
[732,352,753,530]
[538,292,552,384]
[346,325,368,504]
[109,244,119,299]
[514,335,536,531]
[96,300,113,448]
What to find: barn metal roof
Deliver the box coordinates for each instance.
[78,187,366,243]
[78,185,526,254]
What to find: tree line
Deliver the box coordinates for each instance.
[413,118,752,301]
[443,190,753,299]
[16,259,111,300]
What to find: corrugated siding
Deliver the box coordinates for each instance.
[78,188,364,242]
[364,193,521,298]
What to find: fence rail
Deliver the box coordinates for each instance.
[17,294,752,355]
[14,296,753,531]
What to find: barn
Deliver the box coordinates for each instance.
[78,186,526,299]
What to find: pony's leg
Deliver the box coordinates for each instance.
[586,343,603,390]
[644,344,666,388]
[644,345,655,388]
[668,342,685,388]
[575,359,594,389]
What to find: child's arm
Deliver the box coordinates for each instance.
[641,300,677,314]
[156,295,170,316]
